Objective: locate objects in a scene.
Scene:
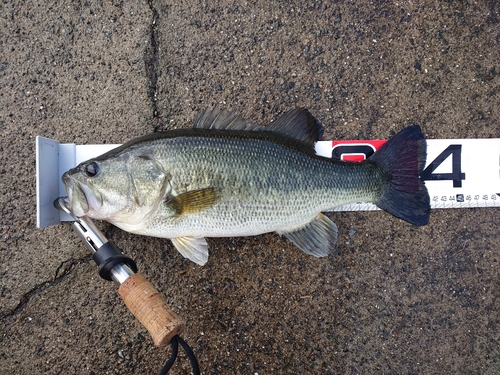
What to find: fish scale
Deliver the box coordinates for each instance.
[62,107,430,265]
[142,135,381,238]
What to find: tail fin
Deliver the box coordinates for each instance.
[370,125,430,226]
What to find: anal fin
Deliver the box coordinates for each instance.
[171,237,209,265]
[277,213,338,257]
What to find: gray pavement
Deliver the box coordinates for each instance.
[1,1,499,374]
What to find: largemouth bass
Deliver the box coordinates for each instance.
[62,108,430,265]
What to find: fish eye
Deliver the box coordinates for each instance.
[85,162,99,177]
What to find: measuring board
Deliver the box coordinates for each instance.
[36,136,500,228]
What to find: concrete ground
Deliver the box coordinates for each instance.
[1,0,499,374]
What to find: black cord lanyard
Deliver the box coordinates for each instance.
[160,335,200,375]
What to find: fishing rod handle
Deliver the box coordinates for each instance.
[118,273,186,347]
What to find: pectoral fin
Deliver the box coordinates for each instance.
[165,188,221,216]
[277,213,338,257]
[171,236,209,265]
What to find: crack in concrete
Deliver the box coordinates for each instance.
[0,255,91,320]
[146,0,161,131]
[2,0,162,322]
[55,256,83,279]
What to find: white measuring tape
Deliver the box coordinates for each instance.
[36,136,500,228]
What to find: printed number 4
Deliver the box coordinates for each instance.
[420,145,466,187]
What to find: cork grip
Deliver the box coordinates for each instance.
[118,273,186,347]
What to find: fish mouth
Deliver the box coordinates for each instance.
[62,172,102,217]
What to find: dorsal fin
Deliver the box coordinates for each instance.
[266,108,324,146]
[193,107,261,131]
[193,107,324,147]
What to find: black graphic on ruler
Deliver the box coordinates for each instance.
[331,145,375,160]
[420,145,465,187]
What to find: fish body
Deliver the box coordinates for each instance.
[62,108,430,265]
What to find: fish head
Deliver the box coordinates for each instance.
[62,152,172,229]
[62,156,134,220]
